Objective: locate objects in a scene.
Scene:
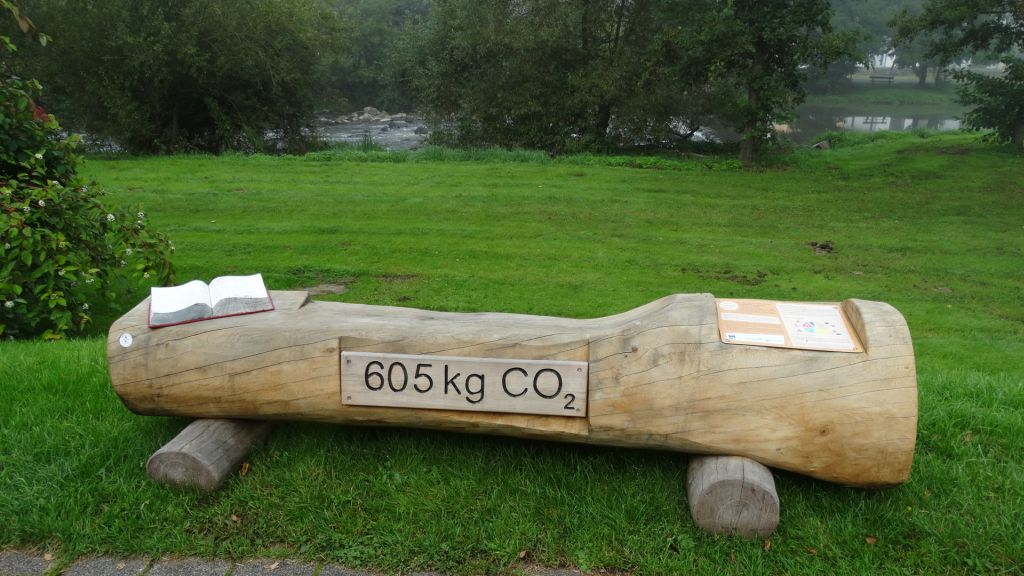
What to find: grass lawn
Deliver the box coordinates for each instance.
[2,133,1022,574]
[804,83,965,117]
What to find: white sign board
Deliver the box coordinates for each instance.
[341,351,587,417]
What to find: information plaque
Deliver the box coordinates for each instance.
[716,299,864,352]
[341,351,588,417]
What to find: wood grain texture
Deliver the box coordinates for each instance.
[686,455,779,538]
[109,291,917,486]
[146,419,273,491]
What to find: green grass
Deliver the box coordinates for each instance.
[805,83,965,116]
[2,133,1023,574]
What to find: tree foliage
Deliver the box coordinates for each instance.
[405,0,853,164]
[710,0,858,166]
[11,0,345,153]
[333,0,430,111]
[896,0,1024,148]
[7,0,861,163]
[1,0,173,339]
[404,0,705,150]
[816,0,891,91]
[827,0,958,88]
[956,57,1024,146]
[897,0,1024,58]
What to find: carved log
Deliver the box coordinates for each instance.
[687,455,779,538]
[147,418,273,491]
[108,291,917,487]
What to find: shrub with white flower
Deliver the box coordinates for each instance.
[1,46,174,339]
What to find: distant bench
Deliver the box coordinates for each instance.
[869,74,895,86]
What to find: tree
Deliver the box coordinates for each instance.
[331,0,430,112]
[710,0,858,167]
[406,0,856,164]
[896,0,1024,149]
[828,0,892,69]
[824,1,966,89]
[405,0,722,151]
[883,0,957,86]
[9,0,345,154]
[2,0,172,339]
[957,59,1024,146]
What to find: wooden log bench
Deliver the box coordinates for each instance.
[869,74,895,85]
[110,291,917,535]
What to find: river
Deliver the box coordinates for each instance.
[783,105,962,144]
[316,106,964,150]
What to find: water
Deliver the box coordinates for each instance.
[317,106,963,150]
[784,105,961,143]
[319,118,429,150]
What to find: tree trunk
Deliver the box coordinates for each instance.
[1013,120,1024,151]
[934,67,945,86]
[580,0,593,53]
[739,137,754,169]
[593,103,612,142]
[740,53,763,169]
[612,0,625,52]
[915,64,928,86]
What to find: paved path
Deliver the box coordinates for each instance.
[0,551,586,576]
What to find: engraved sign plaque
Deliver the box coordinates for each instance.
[341,351,588,417]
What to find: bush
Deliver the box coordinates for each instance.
[1,54,172,338]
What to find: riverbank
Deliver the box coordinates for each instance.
[788,84,967,143]
[320,84,968,150]
[805,82,964,114]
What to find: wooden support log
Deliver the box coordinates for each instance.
[110,291,917,487]
[687,455,779,538]
[147,419,273,491]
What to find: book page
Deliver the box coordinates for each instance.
[209,274,269,306]
[150,280,211,314]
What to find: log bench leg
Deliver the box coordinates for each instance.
[686,455,780,538]
[147,419,274,491]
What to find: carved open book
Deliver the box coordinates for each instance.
[148,274,274,328]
